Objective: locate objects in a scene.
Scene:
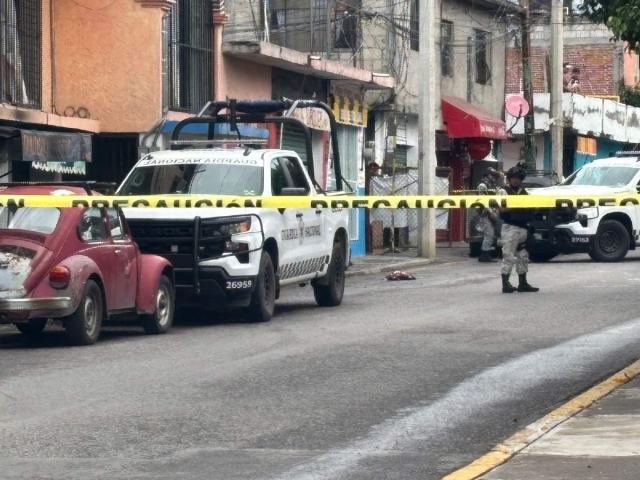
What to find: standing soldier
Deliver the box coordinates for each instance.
[476,168,501,262]
[497,166,539,293]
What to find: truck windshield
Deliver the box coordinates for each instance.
[0,207,60,235]
[119,163,263,196]
[562,166,639,187]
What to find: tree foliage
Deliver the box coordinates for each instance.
[580,0,640,52]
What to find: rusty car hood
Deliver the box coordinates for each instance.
[0,242,54,299]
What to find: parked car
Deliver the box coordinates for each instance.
[0,185,175,345]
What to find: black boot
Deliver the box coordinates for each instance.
[479,251,497,262]
[502,274,517,293]
[517,274,539,292]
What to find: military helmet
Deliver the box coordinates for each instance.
[506,166,526,180]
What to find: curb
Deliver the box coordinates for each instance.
[346,258,435,278]
[442,358,640,480]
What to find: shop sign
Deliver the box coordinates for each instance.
[466,138,492,160]
[576,136,597,155]
[290,107,331,132]
[331,95,368,127]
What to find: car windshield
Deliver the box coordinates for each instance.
[0,207,61,235]
[561,165,639,187]
[119,162,263,196]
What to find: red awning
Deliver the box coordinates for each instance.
[441,96,507,140]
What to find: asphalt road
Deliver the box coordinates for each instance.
[2,250,640,480]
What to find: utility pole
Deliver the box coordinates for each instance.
[417,0,437,258]
[550,0,564,177]
[520,0,536,167]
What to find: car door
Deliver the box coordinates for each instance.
[78,208,118,311]
[106,208,138,311]
[272,155,326,282]
[269,156,304,276]
[280,156,325,253]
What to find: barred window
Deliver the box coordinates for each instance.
[0,0,42,109]
[474,29,491,85]
[410,0,419,52]
[441,21,453,77]
[166,0,213,112]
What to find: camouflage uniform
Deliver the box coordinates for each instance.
[477,179,499,255]
[497,180,539,293]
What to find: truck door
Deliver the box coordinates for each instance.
[269,156,326,282]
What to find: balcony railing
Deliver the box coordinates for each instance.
[0,0,42,109]
[264,1,360,56]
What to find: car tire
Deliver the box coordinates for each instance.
[243,252,276,323]
[312,243,345,307]
[142,275,174,335]
[64,280,103,346]
[469,242,482,258]
[589,220,630,262]
[16,318,47,338]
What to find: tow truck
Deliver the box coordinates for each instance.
[116,99,351,322]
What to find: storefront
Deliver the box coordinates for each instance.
[330,91,367,257]
[439,95,508,242]
[0,127,92,181]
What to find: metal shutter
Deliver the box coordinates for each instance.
[277,124,308,167]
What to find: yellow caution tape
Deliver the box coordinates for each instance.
[0,194,638,209]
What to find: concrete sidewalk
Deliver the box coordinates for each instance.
[481,375,640,480]
[347,243,471,277]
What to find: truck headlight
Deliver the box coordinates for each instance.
[576,207,599,220]
[220,218,251,235]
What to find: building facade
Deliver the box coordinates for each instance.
[503,6,638,175]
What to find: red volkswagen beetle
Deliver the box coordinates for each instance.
[0,185,175,345]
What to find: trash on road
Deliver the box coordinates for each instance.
[385,271,416,281]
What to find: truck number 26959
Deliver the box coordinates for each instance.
[226,280,253,289]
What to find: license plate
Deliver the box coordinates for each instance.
[571,237,590,243]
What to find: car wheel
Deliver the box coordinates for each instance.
[142,275,174,335]
[589,220,630,262]
[64,280,103,346]
[243,252,276,323]
[16,318,47,338]
[312,242,345,307]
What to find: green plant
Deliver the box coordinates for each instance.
[580,0,640,52]
[618,82,640,108]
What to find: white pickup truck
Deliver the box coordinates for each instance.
[527,153,640,262]
[116,100,350,322]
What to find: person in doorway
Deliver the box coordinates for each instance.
[476,168,502,262]
[497,166,539,293]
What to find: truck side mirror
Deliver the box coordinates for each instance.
[281,187,308,196]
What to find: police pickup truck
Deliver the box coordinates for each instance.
[527,152,640,262]
[116,100,350,322]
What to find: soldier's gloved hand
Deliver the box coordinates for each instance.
[526,223,536,234]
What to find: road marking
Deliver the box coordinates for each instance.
[269,319,640,480]
[442,358,640,480]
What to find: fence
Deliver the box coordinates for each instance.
[368,168,452,251]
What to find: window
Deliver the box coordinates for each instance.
[562,166,640,187]
[106,208,129,241]
[441,21,453,77]
[271,159,287,196]
[410,0,419,52]
[281,157,310,193]
[119,163,263,197]
[166,0,213,112]
[79,208,107,243]
[474,30,491,85]
[0,207,59,234]
[335,3,358,49]
[0,0,42,108]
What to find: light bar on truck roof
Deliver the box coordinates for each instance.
[614,151,640,158]
[169,139,269,146]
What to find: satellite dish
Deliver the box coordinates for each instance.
[505,96,530,117]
